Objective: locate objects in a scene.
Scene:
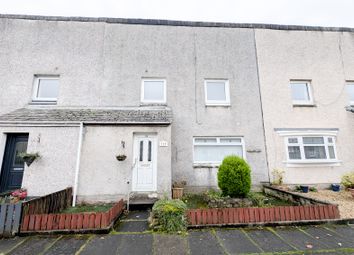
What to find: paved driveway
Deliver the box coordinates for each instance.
[0,211,353,254]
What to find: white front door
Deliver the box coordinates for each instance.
[132,135,157,191]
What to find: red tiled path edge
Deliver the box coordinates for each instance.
[20,199,124,232]
[187,204,340,226]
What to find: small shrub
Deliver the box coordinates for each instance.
[309,187,318,192]
[217,155,251,198]
[341,172,354,189]
[247,192,266,207]
[150,198,187,233]
[204,189,224,200]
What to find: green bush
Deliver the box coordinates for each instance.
[341,172,354,189]
[151,198,187,233]
[217,155,251,197]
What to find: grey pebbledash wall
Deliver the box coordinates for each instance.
[0,15,269,195]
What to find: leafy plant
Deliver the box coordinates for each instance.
[309,187,318,192]
[172,181,187,188]
[341,172,354,189]
[150,198,187,233]
[217,155,251,198]
[204,189,224,200]
[271,169,285,185]
[247,192,266,207]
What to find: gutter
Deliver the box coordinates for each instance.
[72,122,84,207]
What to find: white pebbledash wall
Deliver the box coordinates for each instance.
[255,29,354,184]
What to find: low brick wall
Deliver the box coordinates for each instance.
[187,204,340,226]
[20,199,124,233]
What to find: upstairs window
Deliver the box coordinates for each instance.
[290,81,313,105]
[346,82,354,105]
[141,79,166,103]
[32,76,59,102]
[286,136,337,162]
[193,137,244,164]
[204,80,230,106]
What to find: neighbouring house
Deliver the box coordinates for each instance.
[255,28,354,185]
[0,15,269,203]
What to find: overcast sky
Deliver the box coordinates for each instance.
[1,0,354,27]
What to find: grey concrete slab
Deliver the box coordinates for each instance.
[188,231,224,255]
[303,226,354,249]
[246,228,296,253]
[153,234,188,255]
[116,221,149,232]
[117,234,153,255]
[80,235,122,255]
[275,227,331,250]
[0,237,28,254]
[215,229,262,254]
[44,236,89,255]
[325,225,354,244]
[126,211,150,220]
[9,237,58,255]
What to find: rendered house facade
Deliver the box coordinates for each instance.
[0,15,353,203]
[0,15,268,202]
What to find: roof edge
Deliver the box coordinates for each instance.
[1,14,354,32]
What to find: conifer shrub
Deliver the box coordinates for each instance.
[217,155,251,197]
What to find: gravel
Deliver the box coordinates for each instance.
[301,190,354,219]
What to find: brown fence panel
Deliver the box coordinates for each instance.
[187,204,341,226]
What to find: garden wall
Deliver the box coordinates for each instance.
[21,199,124,233]
[187,204,340,226]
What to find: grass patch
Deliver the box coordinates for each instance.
[181,194,208,209]
[61,203,113,213]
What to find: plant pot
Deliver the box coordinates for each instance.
[300,185,309,193]
[331,184,340,192]
[23,156,37,167]
[116,155,127,161]
[349,188,354,198]
[172,188,184,199]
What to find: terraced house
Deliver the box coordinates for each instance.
[0,14,353,203]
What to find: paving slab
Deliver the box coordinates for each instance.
[215,229,262,254]
[188,231,224,255]
[325,225,354,244]
[246,228,296,253]
[126,211,150,220]
[80,235,122,255]
[302,226,354,249]
[44,235,89,255]
[0,237,28,254]
[153,234,188,255]
[117,234,153,255]
[116,221,149,232]
[9,237,58,255]
[275,227,330,250]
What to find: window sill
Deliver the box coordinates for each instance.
[283,160,342,168]
[193,163,220,168]
[292,104,316,107]
[140,103,167,106]
[205,104,231,107]
[29,101,57,105]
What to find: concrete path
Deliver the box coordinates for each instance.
[0,211,354,254]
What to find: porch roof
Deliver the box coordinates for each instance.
[0,107,173,125]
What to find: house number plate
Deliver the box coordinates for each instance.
[159,141,168,147]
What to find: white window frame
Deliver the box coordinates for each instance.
[290,80,314,106]
[193,136,245,165]
[141,78,167,104]
[346,81,354,106]
[283,134,339,166]
[204,79,230,106]
[32,75,59,102]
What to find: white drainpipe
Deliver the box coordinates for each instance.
[72,122,84,207]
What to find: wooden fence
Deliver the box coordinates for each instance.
[0,203,22,237]
[187,204,340,226]
[22,187,72,218]
[21,199,124,232]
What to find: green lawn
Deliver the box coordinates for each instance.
[61,203,113,213]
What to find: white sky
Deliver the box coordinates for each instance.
[1,0,354,27]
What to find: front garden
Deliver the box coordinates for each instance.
[150,155,344,233]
